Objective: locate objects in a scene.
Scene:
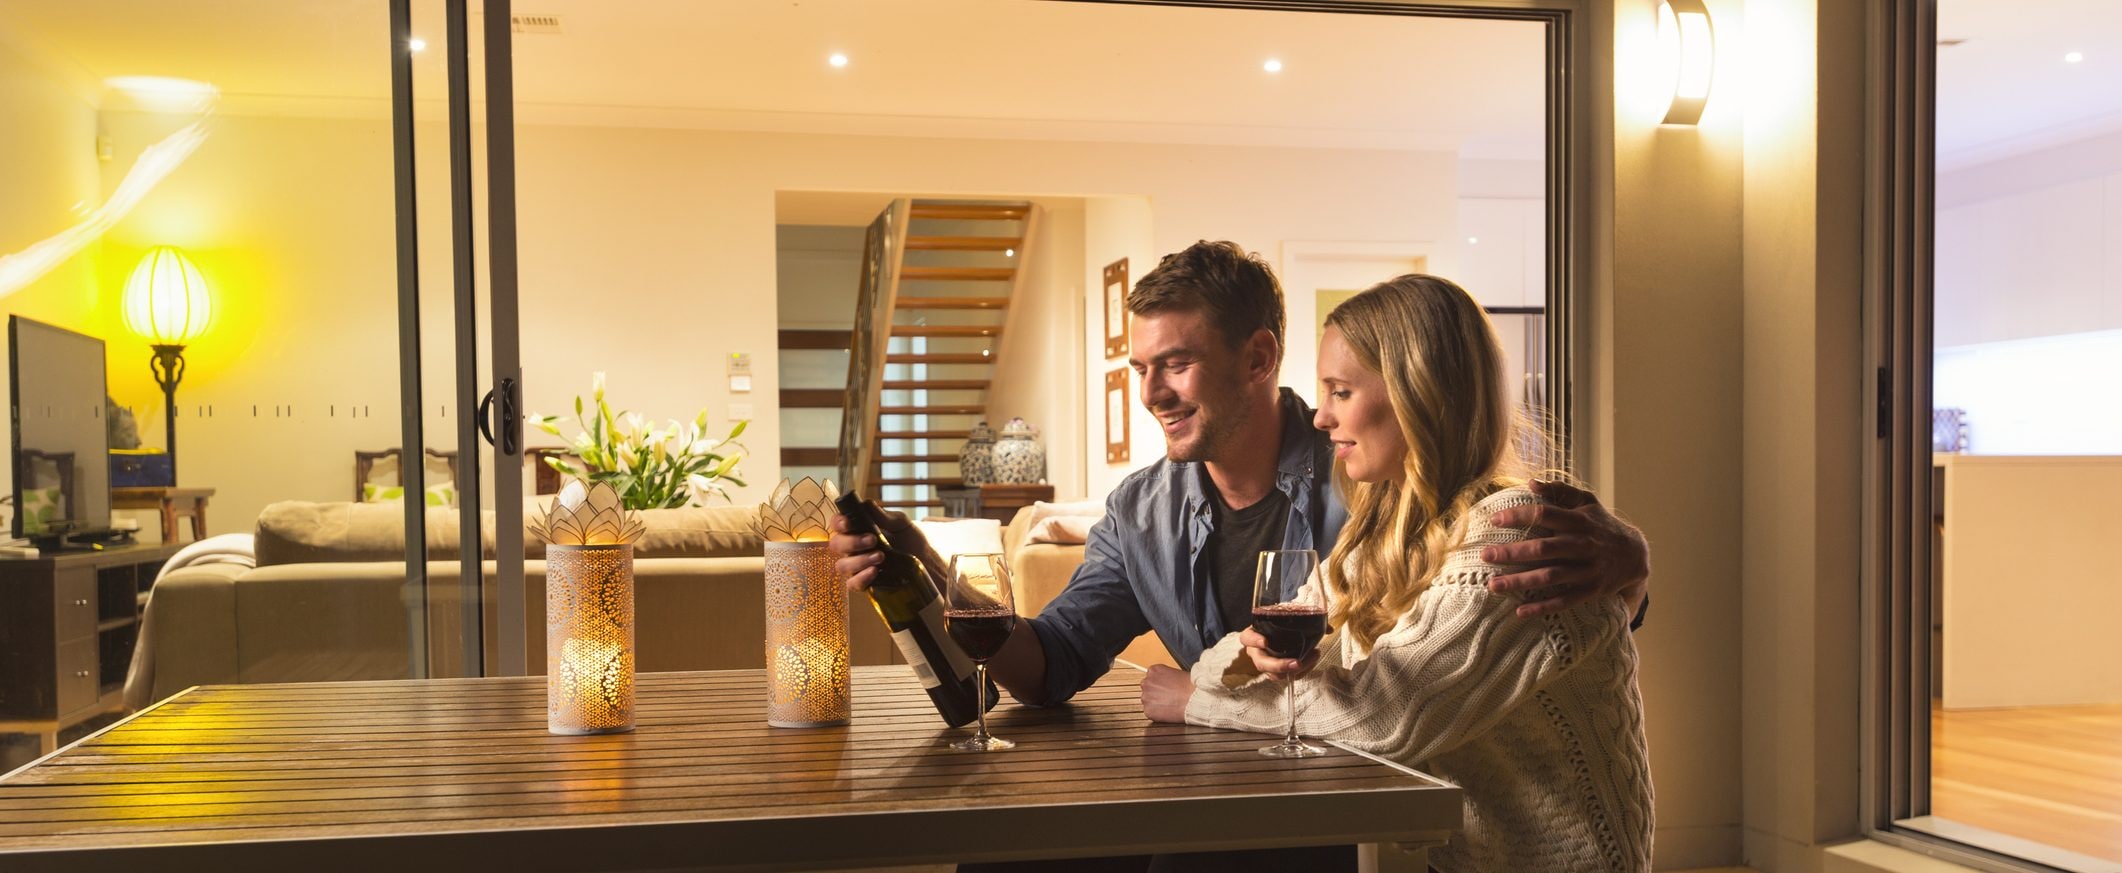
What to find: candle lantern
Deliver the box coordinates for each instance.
[756,477,851,727]
[534,480,645,735]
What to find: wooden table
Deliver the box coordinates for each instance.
[109,487,214,544]
[0,665,1459,872]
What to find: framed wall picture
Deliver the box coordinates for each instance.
[1104,367,1130,464]
[1102,258,1129,359]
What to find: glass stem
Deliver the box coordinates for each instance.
[1285,677,1299,745]
[975,663,990,740]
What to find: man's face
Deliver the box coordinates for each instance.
[1129,309,1257,463]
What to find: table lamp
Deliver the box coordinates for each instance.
[121,246,213,474]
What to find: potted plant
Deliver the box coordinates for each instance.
[530,373,747,510]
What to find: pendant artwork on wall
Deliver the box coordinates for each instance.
[1105,367,1129,464]
[1103,258,1129,359]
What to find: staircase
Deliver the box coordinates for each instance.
[832,199,1037,517]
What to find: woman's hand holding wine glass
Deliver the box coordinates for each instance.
[1252,549,1327,758]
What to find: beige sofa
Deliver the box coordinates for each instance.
[133,501,892,705]
[1002,507,1174,669]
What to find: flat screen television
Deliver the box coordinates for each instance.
[9,316,112,547]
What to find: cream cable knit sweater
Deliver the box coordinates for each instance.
[1183,487,1653,873]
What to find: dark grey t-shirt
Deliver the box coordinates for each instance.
[1205,472,1291,637]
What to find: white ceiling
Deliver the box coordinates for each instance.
[0,0,1547,156]
[1938,0,2122,169]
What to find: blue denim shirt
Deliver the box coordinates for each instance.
[1022,389,1348,705]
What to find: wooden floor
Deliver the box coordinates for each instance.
[1931,702,2122,864]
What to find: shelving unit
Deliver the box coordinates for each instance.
[0,542,180,756]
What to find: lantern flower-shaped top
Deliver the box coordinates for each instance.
[535,479,645,546]
[756,477,838,543]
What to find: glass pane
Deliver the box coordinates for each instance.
[505,0,1549,672]
[0,0,449,768]
[1922,1,2122,866]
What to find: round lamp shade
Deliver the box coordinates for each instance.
[122,246,213,345]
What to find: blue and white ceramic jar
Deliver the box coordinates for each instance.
[958,420,997,486]
[992,417,1045,485]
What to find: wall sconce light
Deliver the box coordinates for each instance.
[757,478,851,728]
[1658,0,1716,125]
[121,246,213,476]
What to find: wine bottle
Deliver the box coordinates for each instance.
[834,492,984,727]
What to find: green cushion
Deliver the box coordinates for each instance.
[361,481,456,507]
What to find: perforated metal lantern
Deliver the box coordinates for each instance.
[544,543,636,735]
[756,478,851,727]
[535,480,643,735]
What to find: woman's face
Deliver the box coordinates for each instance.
[1314,325,1409,483]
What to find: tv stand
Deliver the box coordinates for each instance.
[0,542,182,756]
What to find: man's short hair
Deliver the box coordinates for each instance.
[1127,240,1285,361]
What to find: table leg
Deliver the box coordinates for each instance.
[37,730,57,757]
[157,499,179,543]
[188,498,208,541]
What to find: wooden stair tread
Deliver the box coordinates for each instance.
[883,379,990,390]
[905,235,1020,251]
[908,204,1028,220]
[889,325,999,338]
[894,297,1008,310]
[878,430,971,440]
[878,501,946,509]
[886,353,992,364]
[781,389,846,408]
[879,404,982,415]
[900,266,1015,281]
[779,329,850,350]
[875,478,964,487]
[781,447,838,466]
[878,453,960,463]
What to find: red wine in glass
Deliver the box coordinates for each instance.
[1250,604,1328,659]
[1253,549,1327,758]
[943,553,1018,752]
[945,608,1018,661]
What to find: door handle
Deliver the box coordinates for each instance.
[476,378,520,456]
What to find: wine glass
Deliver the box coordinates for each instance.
[944,553,1018,752]
[1252,549,1327,758]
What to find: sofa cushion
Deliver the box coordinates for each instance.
[256,501,495,566]
[259,500,763,566]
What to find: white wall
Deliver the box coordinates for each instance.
[1080,196,1158,500]
[1933,129,2122,455]
[0,30,106,529]
[987,201,1088,500]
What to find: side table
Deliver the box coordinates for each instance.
[977,483,1054,524]
[110,487,215,543]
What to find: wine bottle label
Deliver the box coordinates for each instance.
[891,629,941,689]
[914,599,977,682]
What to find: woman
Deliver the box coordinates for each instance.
[1141,274,1653,873]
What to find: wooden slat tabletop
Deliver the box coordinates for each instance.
[0,665,1459,872]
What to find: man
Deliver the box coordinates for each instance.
[833,241,1650,872]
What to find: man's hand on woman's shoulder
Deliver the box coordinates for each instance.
[1480,479,1651,619]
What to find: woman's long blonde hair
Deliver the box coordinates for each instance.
[1322,274,1528,650]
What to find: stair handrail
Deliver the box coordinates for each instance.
[838,199,912,496]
